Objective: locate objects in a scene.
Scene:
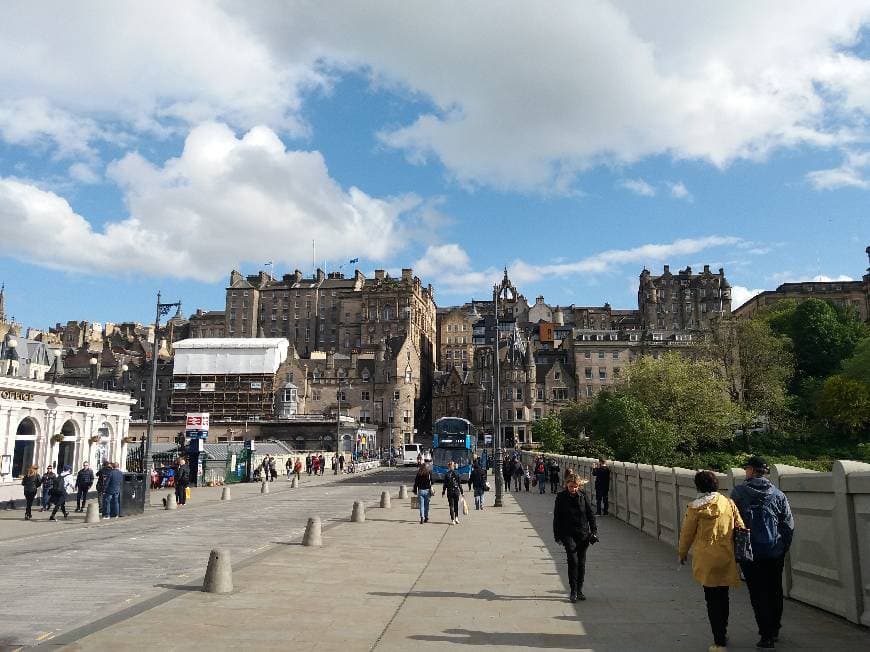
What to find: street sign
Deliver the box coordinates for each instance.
[484,434,493,444]
[185,413,210,439]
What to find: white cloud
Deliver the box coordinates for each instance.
[667,181,692,200]
[68,162,100,185]
[0,123,421,281]
[619,178,656,196]
[731,285,766,308]
[3,3,870,190]
[417,236,745,298]
[806,150,870,189]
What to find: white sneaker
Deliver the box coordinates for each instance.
[455,519,460,524]
[451,518,456,525]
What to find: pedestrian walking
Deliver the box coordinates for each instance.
[96,461,110,514]
[535,457,547,494]
[552,471,598,602]
[468,461,487,510]
[339,454,345,473]
[285,457,293,478]
[501,456,512,493]
[442,461,465,524]
[175,457,190,506]
[40,465,56,511]
[512,458,523,492]
[74,461,94,512]
[21,465,41,520]
[413,462,433,524]
[49,465,73,520]
[523,464,532,492]
[269,458,277,481]
[731,456,794,649]
[102,462,123,519]
[318,454,325,475]
[678,471,744,651]
[312,455,321,475]
[332,455,338,475]
[549,459,560,494]
[305,454,312,475]
[293,457,302,481]
[592,458,611,515]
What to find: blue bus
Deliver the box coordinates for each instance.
[432,417,477,482]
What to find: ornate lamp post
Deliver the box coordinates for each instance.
[493,283,504,508]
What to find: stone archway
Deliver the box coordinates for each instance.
[12,417,38,478]
[56,419,78,471]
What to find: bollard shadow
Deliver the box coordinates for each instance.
[369,589,563,602]
[363,516,420,524]
[154,583,202,592]
[407,628,585,648]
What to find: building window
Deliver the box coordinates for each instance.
[403,409,411,423]
[515,408,523,420]
[533,408,542,420]
[312,389,321,401]
[598,351,605,359]
[361,369,370,381]
[586,385,594,397]
[612,351,619,359]
[536,387,544,400]
[515,387,523,400]
[394,390,400,401]
[599,367,607,381]
[360,409,370,423]
[585,367,593,380]
[361,390,370,401]
[584,351,591,359]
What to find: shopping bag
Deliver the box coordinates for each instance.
[532,478,538,488]
[461,497,469,515]
[185,487,191,501]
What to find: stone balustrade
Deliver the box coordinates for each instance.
[521,451,870,626]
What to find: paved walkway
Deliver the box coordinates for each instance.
[30,485,868,651]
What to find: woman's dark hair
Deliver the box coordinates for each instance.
[694,470,719,493]
[416,464,429,477]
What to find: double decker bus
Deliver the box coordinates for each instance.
[431,416,477,482]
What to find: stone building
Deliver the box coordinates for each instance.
[436,305,477,371]
[433,264,731,448]
[733,246,870,322]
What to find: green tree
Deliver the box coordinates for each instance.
[817,375,870,436]
[702,317,793,430]
[588,392,679,464]
[621,352,742,455]
[840,337,870,385]
[532,413,565,453]
[767,298,868,381]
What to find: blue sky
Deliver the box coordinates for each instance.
[1,2,869,331]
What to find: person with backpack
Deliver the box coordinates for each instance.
[49,465,73,520]
[442,461,465,525]
[730,456,794,649]
[40,464,56,512]
[548,460,560,494]
[679,471,745,652]
[592,458,611,516]
[535,458,547,494]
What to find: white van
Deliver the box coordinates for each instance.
[402,443,423,466]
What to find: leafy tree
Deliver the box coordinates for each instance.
[817,375,870,437]
[621,352,742,455]
[588,392,679,464]
[532,413,565,453]
[840,337,870,385]
[767,298,868,382]
[702,317,793,430]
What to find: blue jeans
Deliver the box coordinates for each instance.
[418,489,431,520]
[474,489,484,509]
[41,486,52,509]
[537,474,547,493]
[103,492,120,518]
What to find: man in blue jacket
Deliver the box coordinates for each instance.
[74,461,94,512]
[102,463,124,519]
[731,456,795,649]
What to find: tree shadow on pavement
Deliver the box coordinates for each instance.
[369,589,563,602]
[408,628,586,648]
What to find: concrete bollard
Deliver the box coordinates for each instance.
[85,502,100,523]
[165,492,178,510]
[221,486,232,501]
[6,499,16,510]
[202,548,233,594]
[302,517,322,546]
[351,501,366,522]
[291,476,299,488]
[261,481,269,494]
[398,485,408,499]
[380,491,391,509]
[411,496,419,509]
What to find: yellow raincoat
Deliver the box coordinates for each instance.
[678,492,744,587]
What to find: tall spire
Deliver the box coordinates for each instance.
[0,283,5,323]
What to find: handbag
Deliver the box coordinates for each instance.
[461,497,469,515]
[185,487,191,501]
[484,482,491,492]
[731,500,753,562]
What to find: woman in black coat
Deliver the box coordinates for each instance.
[553,471,598,602]
[441,461,464,525]
[412,463,433,524]
[21,465,41,520]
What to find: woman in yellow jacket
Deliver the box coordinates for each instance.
[679,471,745,652]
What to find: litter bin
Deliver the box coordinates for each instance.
[120,472,146,516]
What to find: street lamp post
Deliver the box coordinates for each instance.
[144,291,181,507]
[493,284,504,508]
[89,356,98,388]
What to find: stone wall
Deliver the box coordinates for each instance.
[521,452,870,626]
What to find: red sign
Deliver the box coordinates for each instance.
[185,413,210,429]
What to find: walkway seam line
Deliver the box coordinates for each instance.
[370,523,451,652]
